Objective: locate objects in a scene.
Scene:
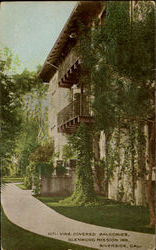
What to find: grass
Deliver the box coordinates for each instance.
[2,177,24,183]
[1,209,95,250]
[16,183,28,190]
[37,196,155,235]
[2,179,30,190]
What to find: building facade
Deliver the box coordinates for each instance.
[39,1,154,205]
[40,1,103,158]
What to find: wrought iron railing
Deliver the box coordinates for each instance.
[57,95,90,127]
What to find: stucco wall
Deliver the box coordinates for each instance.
[40,175,75,196]
[98,128,149,205]
[40,170,102,196]
[48,71,70,159]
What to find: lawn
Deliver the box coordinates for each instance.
[16,183,29,190]
[2,177,24,183]
[37,196,154,235]
[1,209,95,250]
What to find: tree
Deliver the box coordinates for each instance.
[22,82,49,143]
[29,142,54,163]
[79,1,155,226]
[14,119,39,175]
[14,74,49,176]
[0,47,44,177]
[0,48,22,175]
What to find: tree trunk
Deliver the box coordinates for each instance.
[148,121,155,228]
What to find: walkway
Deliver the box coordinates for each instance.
[1,183,155,250]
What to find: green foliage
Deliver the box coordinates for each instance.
[56,164,67,176]
[62,124,95,205]
[16,81,49,176]
[0,47,45,177]
[136,124,147,178]
[22,82,49,143]
[24,162,36,189]
[37,162,54,178]
[24,142,54,191]
[103,123,147,204]
[13,69,43,95]
[23,176,32,190]
[32,174,41,196]
[38,196,154,234]
[117,184,125,202]
[13,65,48,176]
[104,1,130,74]
[77,1,154,211]
[0,49,22,169]
[24,161,41,195]
[15,120,39,175]
[79,1,155,131]
[2,209,94,250]
[28,142,54,180]
[29,142,54,163]
[6,159,20,177]
[104,143,118,180]
[2,177,23,183]
[77,0,155,225]
[62,143,75,160]
[16,183,28,190]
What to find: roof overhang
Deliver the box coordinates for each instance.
[39,1,103,82]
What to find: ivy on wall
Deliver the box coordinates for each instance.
[61,123,95,205]
[77,0,154,226]
[104,122,147,204]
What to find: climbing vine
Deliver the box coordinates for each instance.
[104,122,147,204]
[78,0,155,226]
[61,123,95,205]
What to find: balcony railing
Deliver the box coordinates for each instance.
[57,95,91,128]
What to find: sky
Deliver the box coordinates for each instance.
[0,1,76,72]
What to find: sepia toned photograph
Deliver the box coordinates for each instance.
[1,1,155,249]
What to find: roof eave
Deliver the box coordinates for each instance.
[39,1,103,82]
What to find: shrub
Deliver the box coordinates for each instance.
[56,164,67,176]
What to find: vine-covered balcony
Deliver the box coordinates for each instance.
[57,95,93,134]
